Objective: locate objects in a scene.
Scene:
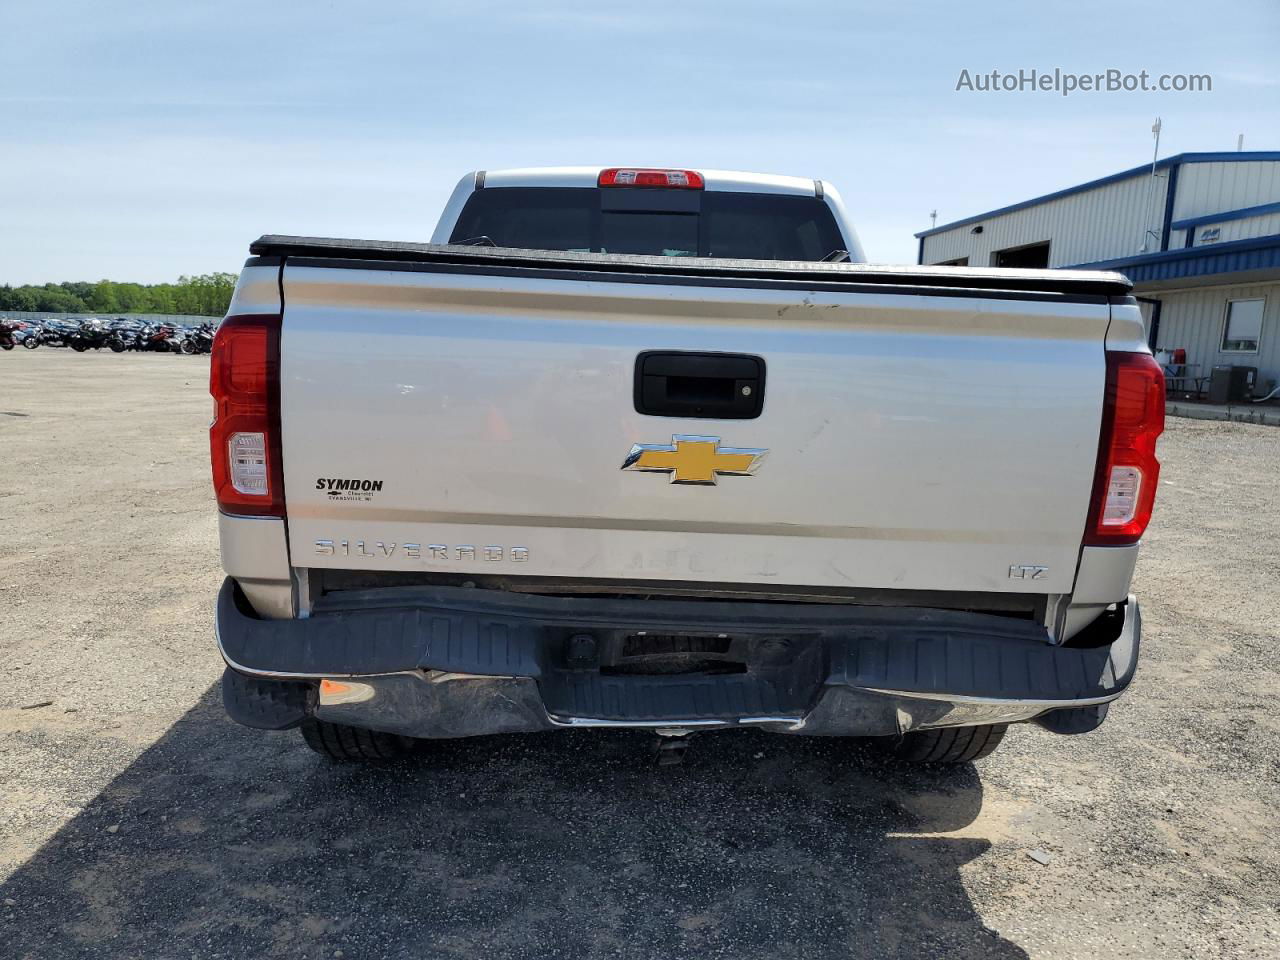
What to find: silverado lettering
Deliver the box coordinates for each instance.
[313,539,529,562]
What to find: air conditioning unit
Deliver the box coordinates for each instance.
[1208,365,1257,404]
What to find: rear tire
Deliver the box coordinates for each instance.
[299,718,417,762]
[880,723,1008,763]
[23,338,39,349]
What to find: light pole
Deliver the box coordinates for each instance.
[1140,118,1163,253]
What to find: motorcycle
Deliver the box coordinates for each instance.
[67,319,115,352]
[105,319,146,352]
[136,323,178,352]
[0,320,17,350]
[17,322,43,348]
[35,319,80,348]
[178,322,215,354]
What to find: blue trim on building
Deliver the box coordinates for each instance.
[1171,151,1280,164]
[1159,162,1180,251]
[1066,234,1280,285]
[915,151,1280,240]
[1170,200,1280,232]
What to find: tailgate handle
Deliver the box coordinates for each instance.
[634,351,765,419]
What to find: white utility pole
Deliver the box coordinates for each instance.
[1140,118,1163,252]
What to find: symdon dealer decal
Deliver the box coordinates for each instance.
[315,477,384,502]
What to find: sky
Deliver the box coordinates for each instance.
[2,0,1277,284]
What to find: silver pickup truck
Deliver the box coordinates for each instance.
[212,167,1162,765]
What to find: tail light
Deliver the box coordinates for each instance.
[1085,351,1165,545]
[598,168,704,189]
[210,314,284,516]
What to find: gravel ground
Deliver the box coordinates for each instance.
[1,350,1278,960]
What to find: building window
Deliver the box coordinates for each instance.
[992,241,1050,269]
[1221,298,1264,353]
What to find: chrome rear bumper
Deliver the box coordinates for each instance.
[217,578,1139,739]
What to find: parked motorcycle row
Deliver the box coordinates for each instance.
[0,318,215,354]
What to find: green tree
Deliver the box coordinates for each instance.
[63,281,95,303]
[0,273,233,317]
[35,286,88,312]
[0,285,38,311]
[86,281,121,313]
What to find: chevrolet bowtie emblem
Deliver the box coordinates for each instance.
[621,435,767,485]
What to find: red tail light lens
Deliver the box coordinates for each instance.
[598,168,705,189]
[210,314,284,517]
[1085,351,1165,545]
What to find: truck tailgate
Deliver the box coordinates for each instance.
[277,261,1109,596]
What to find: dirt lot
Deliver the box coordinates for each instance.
[1,349,1278,959]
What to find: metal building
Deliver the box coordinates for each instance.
[916,151,1280,398]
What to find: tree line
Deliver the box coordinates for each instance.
[0,274,236,317]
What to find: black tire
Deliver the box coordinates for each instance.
[299,718,417,762]
[108,340,126,353]
[22,338,39,349]
[70,340,88,352]
[880,724,1008,764]
[0,342,12,350]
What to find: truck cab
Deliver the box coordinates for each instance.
[431,167,865,263]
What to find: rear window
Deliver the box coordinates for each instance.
[449,187,844,261]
